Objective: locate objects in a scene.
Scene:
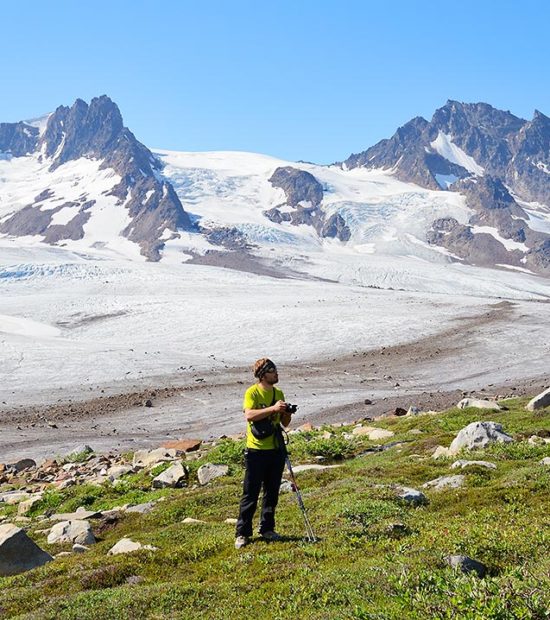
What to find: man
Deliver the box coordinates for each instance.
[235,358,292,549]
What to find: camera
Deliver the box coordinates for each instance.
[285,403,298,414]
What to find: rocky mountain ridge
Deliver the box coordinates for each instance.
[1,97,549,274]
[341,100,550,273]
[0,96,192,260]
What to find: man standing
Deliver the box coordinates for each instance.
[235,358,292,549]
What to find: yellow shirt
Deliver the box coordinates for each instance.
[243,384,285,450]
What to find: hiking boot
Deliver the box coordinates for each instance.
[260,530,283,542]
[234,535,249,549]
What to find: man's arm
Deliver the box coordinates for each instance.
[244,400,287,422]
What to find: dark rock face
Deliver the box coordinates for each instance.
[0,122,38,157]
[2,96,193,261]
[266,166,351,242]
[268,166,324,207]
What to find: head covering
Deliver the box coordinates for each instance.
[253,358,276,379]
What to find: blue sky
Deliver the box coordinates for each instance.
[2,0,548,163]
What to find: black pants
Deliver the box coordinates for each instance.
[236,448,286,537]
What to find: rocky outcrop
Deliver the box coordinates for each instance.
[265,166,350,242]
[0,122,39,157]
[268,167,324,208]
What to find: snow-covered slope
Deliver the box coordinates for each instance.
[155,149,550,299]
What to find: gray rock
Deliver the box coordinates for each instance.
[0,524,53,576]
[422,475,466,490]
[0,491,32,505]
[47,520,96,545]
[8,458,36,472]
[107,464,134,481]
[125,501,156,514]
[152,462,188,489]
[133,447,177,469]
[395,486,428,506]
[457,398,503,410]
[445,554,487,578]
[50,507,102,521]
[449,421,514,455]
[280,480,294,494]
[108,537,158,555]
[451,460,497,470]
[197,464,229,486]
[526,387,550,411]
[540,457,550,466]
[72,544,89,553]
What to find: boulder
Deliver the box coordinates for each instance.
[280,480,293,493]
[540,457,550,466]
[451,460,497,470]
[50,507,102,521]
[457,398,502,411]
[152,463,188,488]
[162,439,202,453]
[8,458,36,472]
[352,426,376,436]
[17,495,44,516]
[72,544,89,553]
[526,388,550,411]
[449,421,513,455]
[47,520,96,545]
[182,517,206,524]
[0,491,32,505]
[445,554,487,578]
[422,475,466,490]
[395,486,428,506]
[0,524,53,576]
[125,501,156,514]
[107,464,134,481]
[197,464,229,486]
[133,448,177,469]
[528,435,550,446]
[108,537,158,555]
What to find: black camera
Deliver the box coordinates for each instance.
[285,403,298,414]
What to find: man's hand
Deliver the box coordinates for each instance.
[273,400,288,413]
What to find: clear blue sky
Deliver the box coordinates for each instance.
[2,0,548,164]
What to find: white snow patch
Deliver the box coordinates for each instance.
[50,205,81,226]
[471,226,529,252]
[430,132,484,176]
[435,173,459,189]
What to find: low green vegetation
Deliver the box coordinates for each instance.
[1,397,549,619]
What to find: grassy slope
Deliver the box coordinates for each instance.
[1,398,550,620]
